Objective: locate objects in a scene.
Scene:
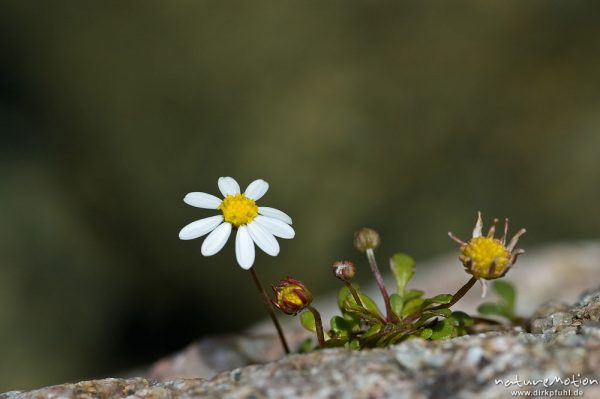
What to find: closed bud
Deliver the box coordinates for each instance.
[271,277,313,315]
[353,227,380,252]
[333,260,356,281]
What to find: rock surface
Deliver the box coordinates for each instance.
[4,286,600,399]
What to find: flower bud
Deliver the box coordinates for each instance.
[271,277,313,315]
[333,260,356,281]
[353,227,380,252]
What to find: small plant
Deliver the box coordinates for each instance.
[178,181,528,352]
[272,212,526,350]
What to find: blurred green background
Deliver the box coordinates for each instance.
[1,0,599,391]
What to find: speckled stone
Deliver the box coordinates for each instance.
[4,287,600,399]
[3,331,600,399]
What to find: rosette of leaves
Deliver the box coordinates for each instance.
[299,253,473,349]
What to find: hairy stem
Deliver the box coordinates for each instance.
[249,268,290,354]
[366,248,395,322]
[307,305,326,348]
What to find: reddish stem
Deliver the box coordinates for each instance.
[366,248,395,322]
[249,267,290,354]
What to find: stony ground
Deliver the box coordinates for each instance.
[3,285,600,399]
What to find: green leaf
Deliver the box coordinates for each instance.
[401,298,424,316]
[420,328,433,339]
[338,284,383,319]
[340,313,361,332]
[383,329,408,346]
[347,339,361,350]
[297,338,314,353]
[337,285,353,309]
[341,293,383,319]
[390,331,411,345]
[324,337,348,348]
[476,282,518,320]
[345,305,383,324]
[449,311,474,327]
[362,324,382,339]
[492,281,516,309]
[300,310,316,332]
[390,293,403,317]
[404,289,425,301]
[341,313,362,333]
[337,284,363,309]
[448,311,473,336]
[477,302,504,316]
[430,319,455,340]
[358,293,383,318]
[330,316,351,336]
[414,308,451,326]
[426,308,452,318]
[423,294,453,307]
[389,253,415,294]
[376,331,399,347]
[415,312,441,325]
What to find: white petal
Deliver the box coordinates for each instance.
[218,177,241,197]
[201,222,232,256]
[183,192,222,209]
[247,221,280,256]
[179,215,223,240]
[472,211,483,238]
[254,215,295,239]
[258,207,292,225]
[235,225,255,269]
[244,179,269,201]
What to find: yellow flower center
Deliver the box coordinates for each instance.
[278,285,304,306]
[461,236,510,279]
[219,194,258,227]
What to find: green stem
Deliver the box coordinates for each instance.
[366,248,395,322]
[249,267,290,354]
[344,281,364,308]
[307,305,325,348]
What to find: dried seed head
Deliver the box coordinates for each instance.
[354,228,380,252]
[333,260,356,281]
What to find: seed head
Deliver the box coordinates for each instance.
[333,260,356,281]
[354,228,381,252]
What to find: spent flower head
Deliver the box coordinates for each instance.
[449,211,526,280]
[179,177,295,269]
[353,227,381,252]
[333,260,356,281]
[272,277,313,315]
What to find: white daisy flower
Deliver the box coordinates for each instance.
[179,177,295,269]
